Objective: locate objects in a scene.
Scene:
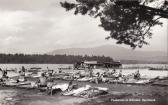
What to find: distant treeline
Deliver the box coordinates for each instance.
[0,54,113,64]
[120,60,168,64]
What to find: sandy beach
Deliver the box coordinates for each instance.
[1,78,168,105]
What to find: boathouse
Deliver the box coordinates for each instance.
[74,60,122,69]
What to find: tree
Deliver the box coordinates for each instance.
[60,0,168,48]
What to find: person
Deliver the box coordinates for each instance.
[2,69,8,79]
[118,70,122,77]
[0,68,2,81]
[101,71,107,77]
[111,69,116,74]
[67,80,73,91]
[49,70,54,77]
[74,71,83,79]
[114,70,122,80]
[20,66,26,76]
[73,62,80,70]
[37,73,47,87]
[0,68,3,77]
[0,69,8,82]
[17,70,26,82]
[96,72,100,77]
[94,72,101,84]
[0,68,8,82]
[47,67,53,77]
[58,68,62,73]
[88,66,93,77]
[22,66,26,73]
[134,70,141,80]
[16,66,26,82]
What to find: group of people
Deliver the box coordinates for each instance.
[0,66,54,84]
[0,66,27,82]
[34,71,77,95]
[1,65,141,87]
[87,68,141,84]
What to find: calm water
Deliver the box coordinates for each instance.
[0,64,168,78]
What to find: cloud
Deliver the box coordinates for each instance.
[0,10,31,34]
[2,36,23,45]
[0,0,167,54]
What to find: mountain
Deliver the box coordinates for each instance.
[47,45,168,63]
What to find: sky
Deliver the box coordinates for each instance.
[0,0,167,54]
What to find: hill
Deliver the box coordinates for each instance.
[48,45,168,64]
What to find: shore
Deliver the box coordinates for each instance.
[1,64,168,105]
[1,78,168,105]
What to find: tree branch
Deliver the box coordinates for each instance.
[142,17,162,36]
[138,5,168,18]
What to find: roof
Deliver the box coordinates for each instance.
[103,61,121,65]
[84,61,98,64]
[82,61,122,65]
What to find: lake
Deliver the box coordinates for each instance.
[0,64,168,79]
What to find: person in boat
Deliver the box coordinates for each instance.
[2,69,8,79]
[74,71,82,79]
[0,68,3,77]
[134,70,141,80]
[49,70,54,77]
[111,69,116,75]
[16,66,27,82]
[0,68,8,81]
[0,68,2,81]
[58,68,62,73]
[118,70,122,77]
[114,70,122,80]
[21,66,26,75]
[47,67,54,77]
[108,69,116,77]
[102,72,107,77]
[2,69,9,82]
[37,73,47,87]
[101,73,107,82]
[94,72,102,84]
[17,71,26,82]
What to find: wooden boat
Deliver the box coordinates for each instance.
[77,77,93,82]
